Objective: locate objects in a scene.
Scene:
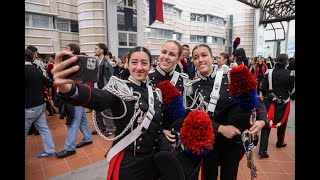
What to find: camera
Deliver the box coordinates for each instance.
[62,54,99,84]
[267,92,282,104]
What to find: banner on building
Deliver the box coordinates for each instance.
[149,0,164,26]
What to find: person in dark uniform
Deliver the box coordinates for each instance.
[185,44,267,180]
[232,48,249,67]
[148,40,190,149]
[258,53,295,158]
[148,40,189,92]
[51,46,184,180]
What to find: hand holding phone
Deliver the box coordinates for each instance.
[62,54,99,84]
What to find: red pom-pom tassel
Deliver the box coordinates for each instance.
[180,110,214,154]
[229,64,257,97]
[156,80,181,107]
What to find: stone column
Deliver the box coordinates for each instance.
[77,0,106,56]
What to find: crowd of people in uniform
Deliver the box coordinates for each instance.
[25,40,295,180]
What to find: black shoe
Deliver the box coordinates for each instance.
[259,152,269,158]
[76,141,93,148]
[276,142,287,148]
[56,150,76,158]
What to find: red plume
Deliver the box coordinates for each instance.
[156,80,181,107]
[229,64,257,97]
[233,37,240,50]
[180,110,214,155]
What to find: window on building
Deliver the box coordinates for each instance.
[190,35,206,43]
[70,20,79,32]
[217,18,224,25]
[129,34,137,46]
[173,33,182,41]
[164,3,173,13]
[196,14,205,22]
[173,8,182,18]
[118,0,137,8]
[190,14,196,21]
[118,32,128,46]
[117,7,137,32]
[118,32,137,47]
[146,28,173,39]
[56,19,69,31]
[56,18,79,32]
[207,15,214,23]
[25,13,53,29]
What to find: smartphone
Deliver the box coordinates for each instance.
[62,54,99,84]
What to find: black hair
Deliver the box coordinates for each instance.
[26,45,38,53]
[107,51,113,58]
[275,53,288,67]
[25,49,34,62]
[96,43,108,56]
[128,46,152,64]
[182,44,189,49]
[67,43,80,55]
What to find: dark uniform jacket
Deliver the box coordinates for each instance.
[261,64,295,123]
[148,65,188,94]
[187,69,267,137]
[62,77,165,152]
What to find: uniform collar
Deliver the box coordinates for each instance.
[128,76,147,87]
[156,65,174,76]
[198,65,218,81]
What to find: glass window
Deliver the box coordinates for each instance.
[117,13,125,31]
[29,13,53,29]
[150,28,157,37]
[164,30,173,39]
[207,15,213,23]
[190,35,197,42]
[173,8,182,18]
[25,14,30,26]
[174,33,182,41]
[129,34,137,46]
[157,29,164,38]
[56,19,69,31]
[190,14,196,21]
[164,3,173,13]
[196,14,205,22]
[117,7,137,32]
[118,32,128,46]
[70,20,79,32]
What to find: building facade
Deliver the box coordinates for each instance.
[25,0,241,61]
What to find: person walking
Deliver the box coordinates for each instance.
[258,53,295,158]
[25,48,56,158]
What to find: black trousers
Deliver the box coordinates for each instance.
[259,120,288,153]
[202,134,243,180]
[119,151,158,180]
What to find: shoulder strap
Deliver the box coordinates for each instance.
[170,71,180,86]
[207,70,223,113]
[268,69,274,91]
[106,85,155,163]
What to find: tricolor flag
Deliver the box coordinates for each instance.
[149,0,164,26]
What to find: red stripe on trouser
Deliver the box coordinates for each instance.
[106,150,124,180]
[267,102,290,128]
